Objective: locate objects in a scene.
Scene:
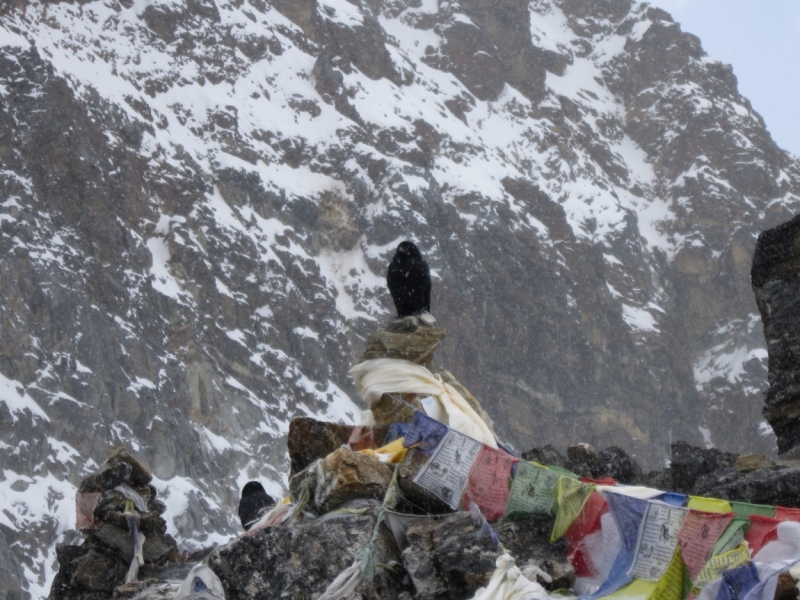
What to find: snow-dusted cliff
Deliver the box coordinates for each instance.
[1,0,799,595]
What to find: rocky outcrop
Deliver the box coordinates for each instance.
[210,502,405,600]
[752,213,800,455]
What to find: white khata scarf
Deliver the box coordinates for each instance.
[349,358,497,449]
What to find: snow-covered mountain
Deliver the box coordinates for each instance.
[1,0,799,595]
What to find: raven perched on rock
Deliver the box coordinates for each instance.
[387,241,431,318]
[238,481,275,531]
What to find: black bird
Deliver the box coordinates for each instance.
[387,241,431,318]
[238,481,275,531]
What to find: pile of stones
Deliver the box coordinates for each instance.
[50,447,179,599]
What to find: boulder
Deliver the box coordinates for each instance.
[693,464,800,508]
[735,454,776,473]
[314,447,394,513]
[567,443,599,479]
[522,445,573,471]
[669,441,738,493]
[752,213,800,456]
[287,416,355,477]
[402,512,498,600]
[209,504,404,599]
[595,446,644,484]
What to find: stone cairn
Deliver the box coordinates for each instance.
[50,446,179,599]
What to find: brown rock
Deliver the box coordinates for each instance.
[358,317,447,368]
[314,447,394,513]
[775,571,800,600]
[287,416,355,477]
[735,454,776,473]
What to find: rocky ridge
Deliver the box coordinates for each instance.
[1,0,800,595]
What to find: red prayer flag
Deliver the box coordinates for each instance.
[581,476,617,486]
[461,445,518,522]
[745,514,781,555]
[676,510,735,580]
[775,506,800,522]
[566,491,609,578]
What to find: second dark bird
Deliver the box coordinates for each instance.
[238,481,275,531]
[387,241,431,318]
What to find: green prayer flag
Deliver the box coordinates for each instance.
[504,461,560,521]
[551,477,594,541]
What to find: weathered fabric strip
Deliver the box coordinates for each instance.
[462,445,518,522]
[656,493,688,508]
[694,543,750,588]
[716,562,759,600]
[676,510,735,580]
[583,493,649,598]
[629,501,688,581]
[403,410,448,454]
[713,502,774,557]
[597,486,664,500]
[504,461,560,520]
[744,515,781,557]
[552,477,596,542]
[383,422,410,445]
[568,492,609,578]
[413,429,482,510]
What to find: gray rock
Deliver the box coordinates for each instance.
[669,441,738,494]
[693,464,800,507]
[496,516,573,591]
[521,445,573,471]
[595,446,644,484]
[209,506,404,599]
[752,213,800,455]
[567,443,599,479]
[403,512,498,600]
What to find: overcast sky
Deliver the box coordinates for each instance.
[644,0,800,157]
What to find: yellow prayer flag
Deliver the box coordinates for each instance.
[358,437,409,464]
[649,549,687,600]
[694,543,750,588]
[550,477,594,541]
[687,496,732,514]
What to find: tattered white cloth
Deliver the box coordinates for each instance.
[349,358,497,448]
[469,554,549,600]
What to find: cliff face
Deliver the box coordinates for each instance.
[1,0,800,595]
